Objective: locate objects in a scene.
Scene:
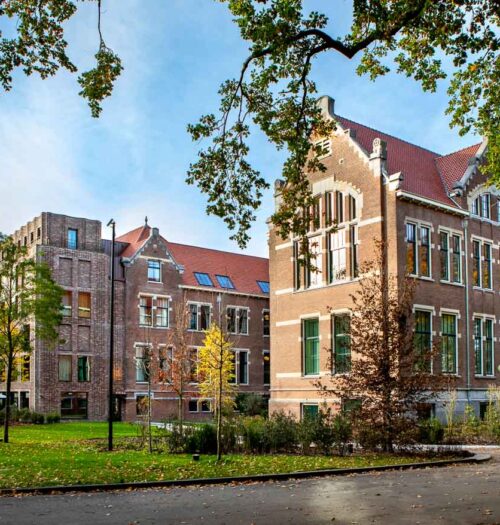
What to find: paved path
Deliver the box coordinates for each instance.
[0,453,499,525]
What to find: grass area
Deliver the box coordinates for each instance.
[0,423,456,489]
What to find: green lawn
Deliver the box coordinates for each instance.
[0,423,451,489]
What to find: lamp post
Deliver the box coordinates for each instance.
[107,218,116,452]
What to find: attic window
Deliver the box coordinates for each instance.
[148,260,161,282]
[314,138,332,159]
[471,193,491,219]
[257,280,270,294]
[216,275,234,289]
[194,272,213,286]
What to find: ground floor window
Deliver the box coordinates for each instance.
[301,403,319,420]
[61,392,88,419]
[441,313,457,374]
[135,394,149,416]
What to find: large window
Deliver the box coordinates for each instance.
[237,350,249,385]
[333,315,350,374]
[67,228,78,250]
[139,296,153,326]
[139,296,169,328]
[472,193,491,219]
[263,351,270,385]
[58,355,72,382]
[147,260,161,282]
[61,392,87,419]
[135,346,151,382]
[62,291,72,317]
[77,356,90,382]
[306,236,322,287]
[328,230,346,283]
[301,403,319,420]
[78,292,91,319]
[474,318,494,376]
[439,232,449,281]
[414,310,432,372]
[189,303,211,331]
[303,318,319,376]
[406,223,417,275]
[419,226,431,277]
[262,310,270,337]
[441,314,457,374]
[227,307,249,335]
[472,239,493,289]
[156,297,169,327]
[406,222,432,277]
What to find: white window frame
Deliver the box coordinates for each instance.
[471,237,493,290]
[187,302,212,332]
[227,306,250,336]
[314,138,331,159]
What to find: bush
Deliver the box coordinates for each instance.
[265,411,298,453]
[17,408,32,423]
[235,394,268,417]
[185,423,218,454]
[418,418,444,444]
[297,410,352,455]
[30,412,45,424]
[239,416,268,453]
[45,412,61,424]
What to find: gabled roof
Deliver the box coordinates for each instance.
[336,115,483,209]
[117,225,269,296]
[116,225,151,258]
[435,143,483,193]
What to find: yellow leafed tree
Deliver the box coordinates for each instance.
[197,323,236,460]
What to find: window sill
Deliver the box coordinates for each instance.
[439,280,464,287]
[472,287,494,294]
[302,374,320,378]
[475,375,496,379]
[147,280,163,284]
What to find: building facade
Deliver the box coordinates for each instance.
[269,96,499,421]
[5,213,270,421]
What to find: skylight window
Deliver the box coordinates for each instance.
[216,275,235,289]
[257,280,270,293]
[194,272,213,286]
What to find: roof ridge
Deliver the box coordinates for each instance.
[437,142,482,160]
[336,115,442,157]
[166,240,268,262]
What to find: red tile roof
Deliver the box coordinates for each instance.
[116,225,150,258]
[436,143,482,193]
[117,225,269,296]
[166,241,269,296]
[336,116,481,208]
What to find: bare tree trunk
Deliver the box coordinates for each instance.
[148,372,152,454]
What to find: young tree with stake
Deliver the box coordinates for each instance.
[197,323,236,461]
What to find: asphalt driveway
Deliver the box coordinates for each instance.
[0,451,498,525]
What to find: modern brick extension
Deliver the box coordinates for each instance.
[5,213,270,421]
[269,96,499,421]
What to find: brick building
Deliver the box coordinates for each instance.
[5,213,270,421]
[269,96,498,421]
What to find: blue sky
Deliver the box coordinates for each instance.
[0,1,478,257]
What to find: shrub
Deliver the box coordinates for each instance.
[185,423,218,454]
[265,411,298,453]
[17,408,32,423]
[45,412,61,424]
[418,418,444,444]
[239,416,268,453]
[235,394,268,417]
[30,412,45,424]
[331,413,353,455]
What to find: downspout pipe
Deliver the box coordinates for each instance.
[462,218,471,404]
